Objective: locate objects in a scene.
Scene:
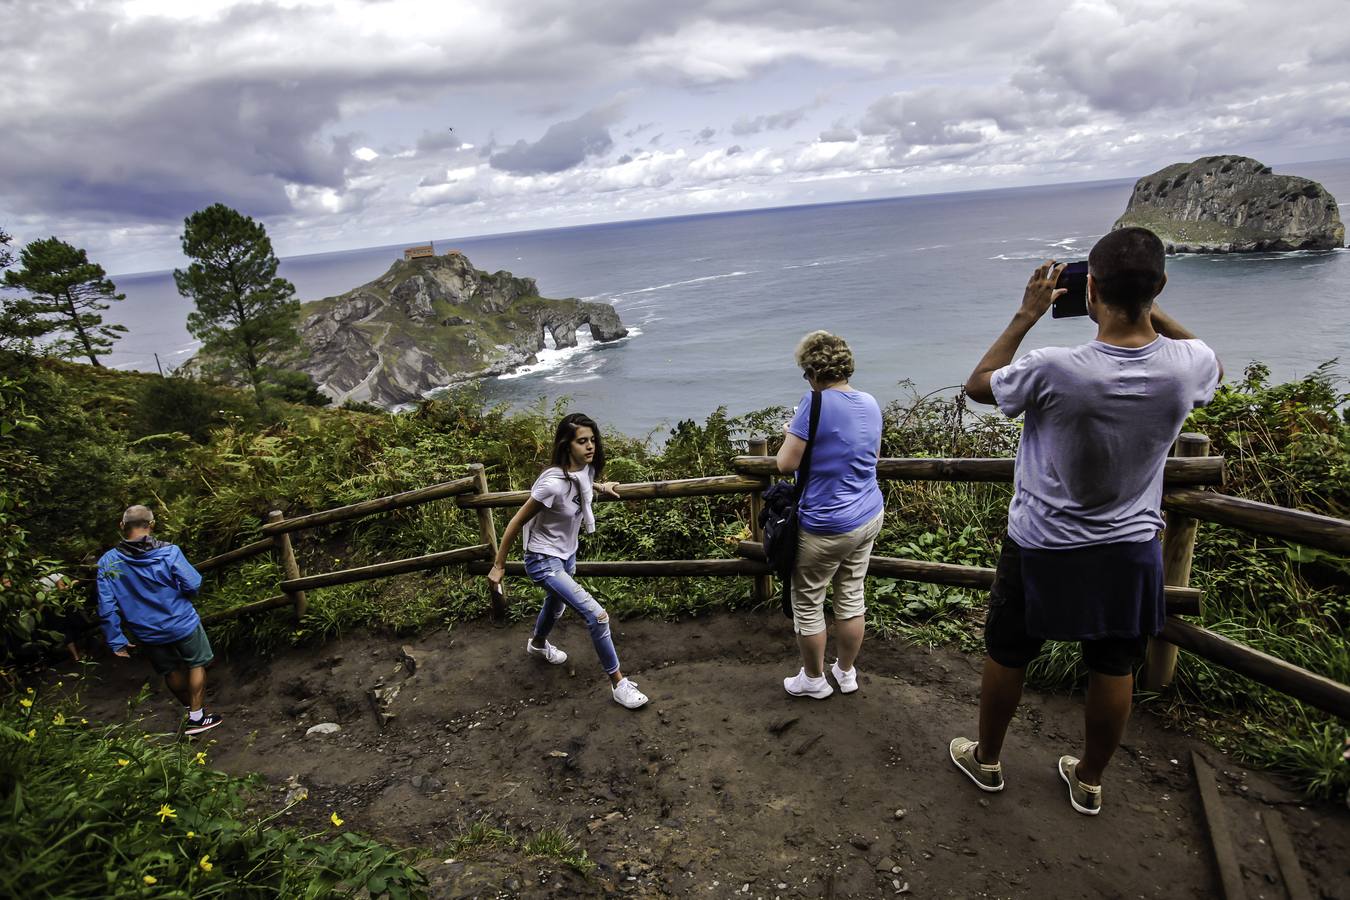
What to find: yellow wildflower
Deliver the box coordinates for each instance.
[194,751,207,766]
[143,875,157,885]
[80,718,88,724]
[117,759,130,767]
[157,804,177,822]
[19,698,32,708]
[52,713,65,726]
[187,831,196,839]
[25,687,33,694]
[199,855,213,872]
[330,812,344,827]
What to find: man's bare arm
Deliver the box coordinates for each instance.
[1151,303,1224,382]
[965,261,1065,405]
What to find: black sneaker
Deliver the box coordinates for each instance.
[184,712,223,736]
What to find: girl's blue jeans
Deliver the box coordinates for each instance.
[524,552,620,675]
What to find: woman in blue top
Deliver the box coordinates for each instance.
[489,413,650,710]
[776,331,885,699]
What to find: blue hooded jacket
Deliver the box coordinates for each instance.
[96,537,203,650]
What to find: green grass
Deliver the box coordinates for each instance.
[0,684,426,898]
[442,819,595,877]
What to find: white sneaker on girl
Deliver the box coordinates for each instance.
[611,678,649,709]
[526,638,567,664]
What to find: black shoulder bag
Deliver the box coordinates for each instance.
[758,390,822,617]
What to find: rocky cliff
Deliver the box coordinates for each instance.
[1112,156,1344,253]
[296,251,627,408]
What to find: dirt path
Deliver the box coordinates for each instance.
[73,611,1349,899]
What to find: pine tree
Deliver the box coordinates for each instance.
[2,237,127,365]
[173,204,299,406]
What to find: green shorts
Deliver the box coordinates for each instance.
[143,623,214,675]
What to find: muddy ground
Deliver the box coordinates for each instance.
[73,611,1348,899]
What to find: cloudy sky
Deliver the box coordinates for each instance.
[3,0,1348,274]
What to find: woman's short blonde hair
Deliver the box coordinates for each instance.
[794,330,854,384]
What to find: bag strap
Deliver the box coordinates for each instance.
[793,390,823,504]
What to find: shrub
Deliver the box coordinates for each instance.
[0,685,427,898]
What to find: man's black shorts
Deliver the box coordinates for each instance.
[983,537,1152,677]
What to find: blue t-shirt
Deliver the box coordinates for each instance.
[788,389,885,534]
[990,336,1220,549]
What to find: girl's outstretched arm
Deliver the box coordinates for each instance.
[489,498,545,588]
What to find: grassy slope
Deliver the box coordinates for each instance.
[5,357,1348,800]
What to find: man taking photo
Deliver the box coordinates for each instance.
[97,505,223,736]
[948,227,1221,815]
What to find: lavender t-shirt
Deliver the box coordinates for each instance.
[990,336,1220,549]
[523,465,594,558]
[788,389,884,534]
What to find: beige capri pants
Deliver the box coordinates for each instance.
[790,510,884,635]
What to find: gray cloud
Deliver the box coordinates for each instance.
[818,125,858,143]
[489,104,624,175]
[731,105,811,136]
[415,130,466,155]
[3,0,1349,273]
[696,126,717,143]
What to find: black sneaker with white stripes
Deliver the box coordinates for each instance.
[184,712,223,736]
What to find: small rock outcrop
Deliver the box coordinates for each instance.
[296,250,627,408]
[1112,156,1344,253]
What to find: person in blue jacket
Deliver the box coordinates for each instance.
[97,505,222,735]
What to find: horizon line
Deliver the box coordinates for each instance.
[110,154,1350,280]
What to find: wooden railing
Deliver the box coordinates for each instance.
[187,433,1350,720]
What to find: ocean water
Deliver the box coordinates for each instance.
[104,159,1350,437]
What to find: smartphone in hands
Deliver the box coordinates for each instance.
[1052,261,1090,318]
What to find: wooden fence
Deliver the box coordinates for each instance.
[187,434,1350,720]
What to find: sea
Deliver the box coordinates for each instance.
[103,159,1350,439]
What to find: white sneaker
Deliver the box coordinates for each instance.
[783,668,833,699]
[830,660,858,694]
[611,678,649,709]
[526,638,567,665]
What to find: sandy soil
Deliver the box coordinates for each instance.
[73,610,1349,899]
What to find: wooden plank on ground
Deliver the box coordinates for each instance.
[1261,809,1313,900]
[1192,751,1245,900]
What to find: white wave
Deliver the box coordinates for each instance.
[495,324,641,382]
[498,332,596,380]
[614,270,751,298]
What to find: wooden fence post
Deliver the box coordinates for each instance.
[1140,432,1210,691]
[747,438,772,607]
[469,464,505,619]
[268,510,308,622]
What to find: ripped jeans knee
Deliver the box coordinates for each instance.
[524,552,621,674]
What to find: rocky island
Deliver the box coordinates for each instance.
[293,250,627,408]
[1112,155,1344,253]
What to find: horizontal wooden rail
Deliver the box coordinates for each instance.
[192,538,274,574]
[1160,616,1350,720]
[467,558,772,577]
[1163,489,1350,555]
[731,455,1225,486]
[737,541,1202,615]
[456,474,767,509]
[200,593,292,625]
[261,475,479,536]
[281,544,491,592]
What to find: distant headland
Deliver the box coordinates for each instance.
[290,249,627,409]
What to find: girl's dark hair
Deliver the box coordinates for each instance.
[551,412,605,479]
